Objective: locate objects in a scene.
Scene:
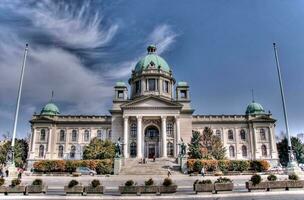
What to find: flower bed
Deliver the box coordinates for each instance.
[193,180,214,193]
[64,180,84,195]
[84,179,103,195]
[214,177,233,194]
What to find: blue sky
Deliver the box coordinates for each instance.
[1,0,304,139]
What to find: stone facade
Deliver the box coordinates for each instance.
[27,45,278,168]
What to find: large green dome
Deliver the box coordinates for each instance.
[40,102,60,116]
[134,45,170,73]
[246,101,265,115]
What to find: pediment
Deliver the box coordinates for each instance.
[121,95,182,109]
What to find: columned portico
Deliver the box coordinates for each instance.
[137,116,143,158]
[123,117,129,158]
[161,116,167,158]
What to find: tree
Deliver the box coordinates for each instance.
[0,139,29,168]
[188,131,203,159]
[202,127,226,160]
[82,137,115,159]
[277,137,304,166]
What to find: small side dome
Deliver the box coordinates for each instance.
[246,101,265,115]
[177,81,188,87]
[115,81,127,87]
[40,103,60,116]
[134,45,170,73]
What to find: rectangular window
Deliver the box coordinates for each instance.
[118,91,124,99]
[163,80,169,93]
[135,80,141,94]
[148,79,156,91]
[180,90,187,98]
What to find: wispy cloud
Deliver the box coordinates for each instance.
[1,0,118,49]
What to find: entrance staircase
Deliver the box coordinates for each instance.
[120,158,181,175]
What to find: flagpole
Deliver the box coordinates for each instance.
[273,43,301,174]
[10,44,29,170]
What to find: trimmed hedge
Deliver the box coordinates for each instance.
[33,159,113,174]
[187,159,270,173]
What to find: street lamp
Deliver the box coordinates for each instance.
[272,43,302,174]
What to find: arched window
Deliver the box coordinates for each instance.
[229,146,235,158]
[71,130,77,142]
[228,130,234,140]
[260,129,266,140]
[70,145,76,159]
[240,129,246,140]
[242,145,247,157]
[166,123,174,137]
[130,123,137,138]
[40,129,46,141]
[130,142,136,157]
[39,145,44,158]
[59,130,65,142]
[167,142,174,157]
[58,145,64,158]
[97,130,102,139]
[261,145,267,156]
[216,130,221,139]
[84,130,90,142]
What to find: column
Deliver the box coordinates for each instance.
[47,128,52,159]
[161,116,167,158]
[175,116,180,157]
[31,129,36,152]
[137,116,143,158]
[65,129,69,159]
[123,116,129,158]
[234,128,238,159]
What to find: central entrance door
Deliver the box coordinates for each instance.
[144,126,160,158]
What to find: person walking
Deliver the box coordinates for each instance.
[5,168,9,177]
[167,167,172,177]
[201,167,205,177]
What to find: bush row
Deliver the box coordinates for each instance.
[187,159,270,172]
[33,159,113,174]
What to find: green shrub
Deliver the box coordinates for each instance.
[91,179,101,187]
[250,160,270,172]
[163,178,173,186]
[218,160,229,173]
[193,160,202,172]
[32,179,43,186]
[215,177,232,183]
[11,178,21,186]
[145,178,154,186]
[125,180,134,187]
[288,173,299,181]
[267,174,277,181]
[0,178,5,186]
[68,180,79,188]
[250,174,262,186]
[198,179,212,184]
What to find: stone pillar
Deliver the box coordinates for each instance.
[175,116,180,157]
[31,129,36,152]
[137,116,143,158]
[123,116,129,158]
[162,116,167,158]
[47,128,52,159]
[234,128,238,159]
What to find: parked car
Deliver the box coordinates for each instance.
[268,166,284,174]
[75,167,97,176]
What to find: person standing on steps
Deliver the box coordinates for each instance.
[167,167,172,177]
[201,166,205,177]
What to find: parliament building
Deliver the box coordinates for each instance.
[27,45,279,168]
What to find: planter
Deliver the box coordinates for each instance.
[159,185,177,194]
[0,186,7,194]
[245,181,268,192]
[6,185,26,195]
[26,185,48,194]
[84,185,104,195]
[286,180,304,189]
[64,185,84,195]
[214,183,233,194]
[138,186,159,194]
[267,181,287,191]
[194,183,214,193]
[119,186,138,194]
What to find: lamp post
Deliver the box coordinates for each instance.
[273,43,301,174]
[8,44,29,177]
